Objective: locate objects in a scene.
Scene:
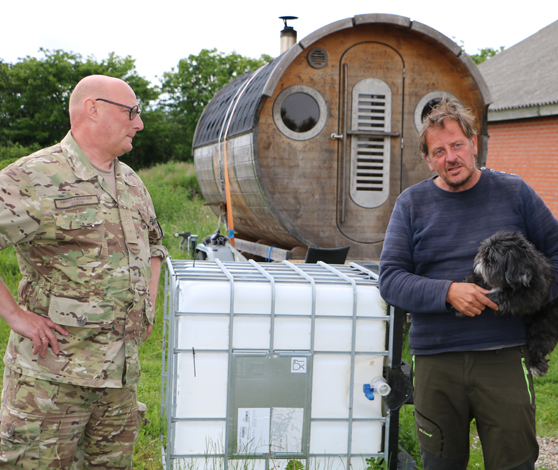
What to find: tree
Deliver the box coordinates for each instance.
[470,47,505,65]
[161,48,273,161]
[0,48,274,169]
[453,38,505,66]
[0,48,159,167]
[122,107,177,169]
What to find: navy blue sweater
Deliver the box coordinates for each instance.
[379,168,558,355]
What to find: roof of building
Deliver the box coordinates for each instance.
[479,20,558,113]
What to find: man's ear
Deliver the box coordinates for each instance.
[422,154,435,172]
[84,98,98,121]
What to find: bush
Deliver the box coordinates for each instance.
[0,142,41,170]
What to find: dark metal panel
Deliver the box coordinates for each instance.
[193,61,277,148]
[227,354,313,457]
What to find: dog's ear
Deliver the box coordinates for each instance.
[503,248,533,289]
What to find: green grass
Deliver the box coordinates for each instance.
[0,161,556,470]
[534,362,558,436]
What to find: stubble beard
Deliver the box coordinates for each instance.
[442,156,478,189]
[444,169,472,189]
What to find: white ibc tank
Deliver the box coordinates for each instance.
[162,259,392,470]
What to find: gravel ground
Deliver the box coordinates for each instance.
[537,436,558,469]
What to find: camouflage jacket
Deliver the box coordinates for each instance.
[0,132,168,387]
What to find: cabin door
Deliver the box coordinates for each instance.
[336,43,404,244]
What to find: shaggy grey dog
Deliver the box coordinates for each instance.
[461,231,558,377]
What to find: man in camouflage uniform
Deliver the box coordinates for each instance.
[0,75,168,469]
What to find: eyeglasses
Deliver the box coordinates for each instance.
[95,98,142,120]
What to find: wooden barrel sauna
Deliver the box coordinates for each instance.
[192,14,492,260]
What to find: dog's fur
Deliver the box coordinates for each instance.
[460,231,558,376]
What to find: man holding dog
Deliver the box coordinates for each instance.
[0,75,167,468]
[379,99,558,470]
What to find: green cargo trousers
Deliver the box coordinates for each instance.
[413,346,538,470]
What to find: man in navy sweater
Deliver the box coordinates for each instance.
[379,99,558,470]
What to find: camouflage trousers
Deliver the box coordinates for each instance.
[0,368,140,469]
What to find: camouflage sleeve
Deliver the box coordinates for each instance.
[0,164,42,249]
[149,217,168,261]
[122,162,168,262]
[139,178,168,261]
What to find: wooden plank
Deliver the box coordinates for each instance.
[235,239,293,261]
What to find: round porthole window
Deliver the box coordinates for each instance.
[414,91,459,132]
[273,85,328,141]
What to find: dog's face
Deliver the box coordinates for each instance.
[474,231,537,290]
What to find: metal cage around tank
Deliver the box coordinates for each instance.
[160,259,400,470]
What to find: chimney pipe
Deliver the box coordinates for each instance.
[279,16,298,54]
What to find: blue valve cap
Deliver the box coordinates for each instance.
[363,383,375,400]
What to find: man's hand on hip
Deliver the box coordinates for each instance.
[5,305,69,358]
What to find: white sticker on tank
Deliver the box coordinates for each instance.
[270,407,304,453]
[291,357,307,373]
[237,408,270,453]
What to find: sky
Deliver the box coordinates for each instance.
[2,0,558,84]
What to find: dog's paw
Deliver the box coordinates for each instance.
[529,357,549,377]
[530,364,548,377]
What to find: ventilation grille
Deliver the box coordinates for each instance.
[349,79,391,208]
[355,93,387,192]
[308,48,328,69]
[355,137,386,192]
[357,94,387,130]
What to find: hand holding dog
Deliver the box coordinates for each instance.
[447,282,499,317]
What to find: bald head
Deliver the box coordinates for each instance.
[69,75,134,126]
[68,75,143,167]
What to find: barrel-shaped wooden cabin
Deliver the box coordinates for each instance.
[193,14,492,260]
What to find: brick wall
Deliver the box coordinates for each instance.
[485,115,558,216]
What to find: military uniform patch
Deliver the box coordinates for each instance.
[54,195,99,209]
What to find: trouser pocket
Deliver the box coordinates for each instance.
[0,412,43,464]
[415,409,444,457]
[0,370,48,467]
